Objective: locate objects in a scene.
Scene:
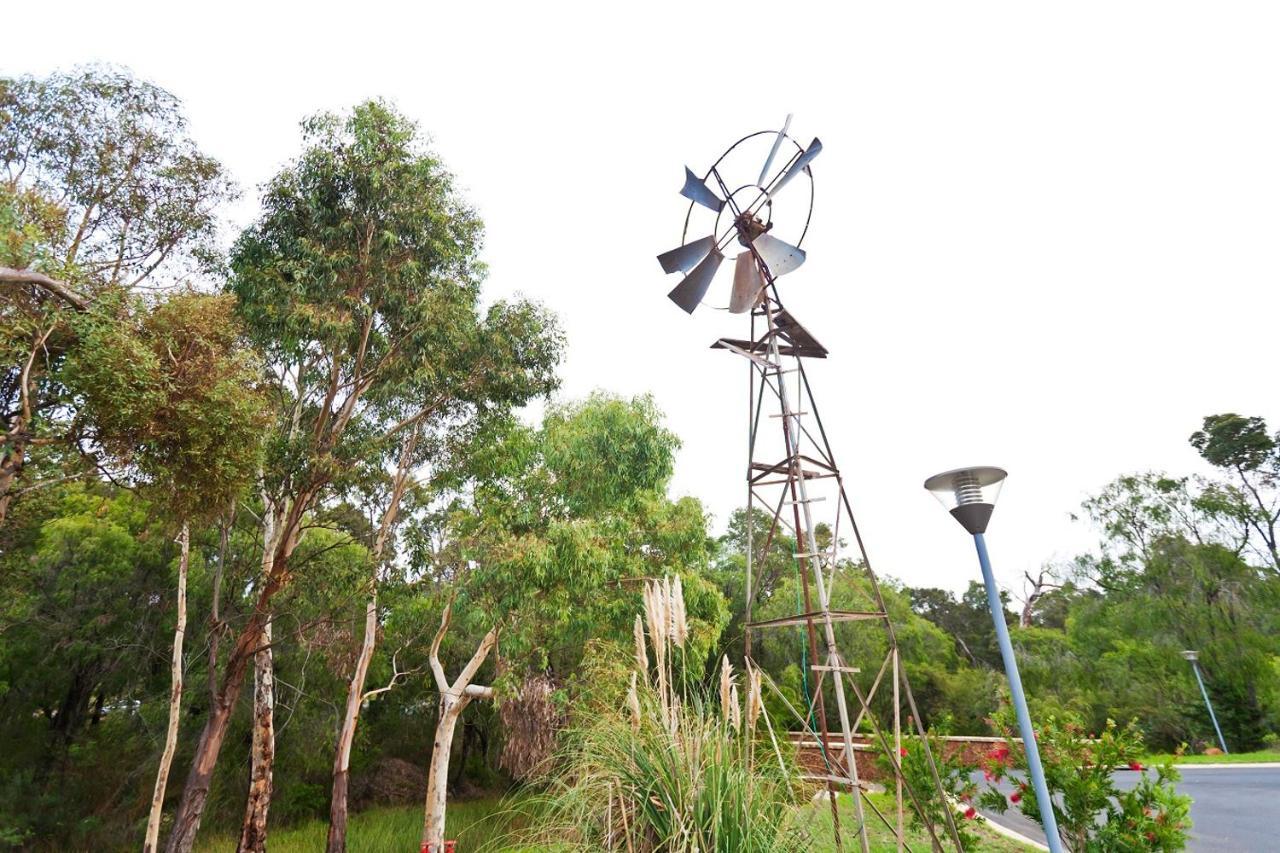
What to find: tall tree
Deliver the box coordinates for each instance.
[1190,413,1280,572]
[164,100,560,853]
[325,428,417,853]
[61,290,268,851]
[0,68,233,522]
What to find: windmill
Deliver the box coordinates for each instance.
[657,118,965,852]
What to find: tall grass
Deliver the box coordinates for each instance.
[518,686,801,851]
[508,576,805,852]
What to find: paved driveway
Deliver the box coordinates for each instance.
[973,765,1280,851]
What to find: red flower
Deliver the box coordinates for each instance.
[1010,791,1022,804]
[1146,832,1156,843]
[899,747,908,757]
[983,768,996,781]
[964,806,977,820]
[1129,761,1144,771]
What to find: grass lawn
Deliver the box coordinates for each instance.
[197,793,1037,851]
[1142,748,1280,765]
[195,798,525,852]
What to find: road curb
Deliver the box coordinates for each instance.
[950,800,1048,851]
[978,814,1049,851]
[1172,762,1280,769]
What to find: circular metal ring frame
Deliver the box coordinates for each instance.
[679,129,816,249]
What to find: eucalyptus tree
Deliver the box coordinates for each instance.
[1191,413,1280,573]
[0,67,233,522]
[164,100,561,853]
[61,290,269,852]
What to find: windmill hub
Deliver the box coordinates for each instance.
[734,210,771,247]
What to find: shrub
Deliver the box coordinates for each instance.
[978,712,1191,852]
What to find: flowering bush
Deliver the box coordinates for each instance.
[879,715,982,851]
[977,712,1191,852]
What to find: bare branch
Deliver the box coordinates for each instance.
[463,683,494,700]
[361,651,426,703]
[428,603,452,693]
[451,626,499,695]
[0,267,90,310]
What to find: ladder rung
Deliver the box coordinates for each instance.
[769,411,808,418]
[783,497,826,505]
[793,551,834,559]
[801,774,867,790]
[748,610,888,630]
[753,471,835,484]
[811,664,861,674]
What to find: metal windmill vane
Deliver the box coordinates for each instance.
[656,118,965,852]
[657,115,820,314]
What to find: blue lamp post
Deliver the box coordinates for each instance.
[1181,650,1228,754]
[925,466,1063,853]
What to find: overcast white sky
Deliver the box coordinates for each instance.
[8,1,1279,597]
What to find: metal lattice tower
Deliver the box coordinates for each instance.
[657,119,965,852]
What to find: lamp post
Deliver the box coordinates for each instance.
[1181,650,1228,754]
[924,466,1063,853]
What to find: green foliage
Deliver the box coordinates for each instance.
[63,291,269,519]
[907,582,1016,670]
[0,486,178,846]
[228,97,561,532]
[1190,413,1280,572]
[442,393,723,676]
[978,714,1191,852]
[2,66,237,525]
[1,65,235,287]
[541,393,678,516]
[1191,414,1277,474]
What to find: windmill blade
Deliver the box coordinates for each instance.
[729,252,765,313]
[756,114,793,187]
[667,247,724,313]
[656,235,715,275]
[770,137,823,194]
[753,233,806,277]
[680,167,725,212]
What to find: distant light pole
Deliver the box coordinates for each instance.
[1181,650,1229,754]
[925,466,1064,853]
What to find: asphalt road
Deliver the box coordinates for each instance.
[973,766,1280,851]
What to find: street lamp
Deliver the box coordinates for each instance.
[924,466,1063,853]
[1181,650,1229,754]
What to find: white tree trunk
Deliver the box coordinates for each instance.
[237,498,281,853]
[326,592,377,853]
[143,522,189,853]
[422,696,464,851]
[420,607,497,852]
[326,427,418,853]
[237,619,274,853]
